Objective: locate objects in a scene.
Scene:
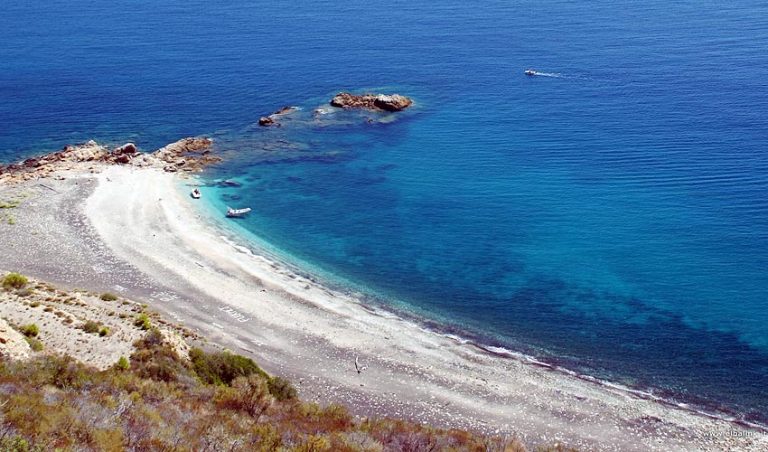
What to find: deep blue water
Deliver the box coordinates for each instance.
[2,0,768,422]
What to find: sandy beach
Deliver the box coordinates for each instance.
[0,160,766,451]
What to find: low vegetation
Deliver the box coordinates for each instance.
[0,329,537,451]
[100,292,118,301]
[134,313,151,330]
[81,320,101,334]
[20,323,39,338]
[0,200,20,209]
[2,272,28,290]
[24,337,43,352]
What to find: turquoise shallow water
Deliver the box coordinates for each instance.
[2,0,767,422]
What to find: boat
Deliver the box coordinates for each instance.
[524,69,537,76]
[226,206,252,218]
[190,188,201,199]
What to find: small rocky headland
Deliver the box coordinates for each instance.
[0,137,217,184]
[258,92,414,127]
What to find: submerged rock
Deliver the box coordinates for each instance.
[258,116,275,126]
[217,179,242,188]
[272,106,297,116]
[258,106,298,127]
[330,92,413,111]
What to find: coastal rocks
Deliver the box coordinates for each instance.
[153,137,220,173]
[330,92,376,109]
[114,142,137,155]
[373,94,413,111]
[23,158,41,168]
[258,116,275,126]
[0,140,112,184]
[62,140,110,162]
[104,143,140,165]
[0,137,222,184]
[114,154,132,164]
[273,106,298,116]
[330,92,413,111]
[258,106,298,127]
[154,137,214,157]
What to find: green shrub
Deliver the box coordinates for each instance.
[268,376,298,401]
[0,435,34,452]
[82,321,101,334]
[24,337,43,352]
[21,324,39,338]
[2,273,28,290]
[189,348,267,386]
[29,301,41,308]
[115,356,130,371]
[100,293,118,301]
[130,329,190,383]
[217,374,273,419]
[99,327,110,337]
[134,313,151,330]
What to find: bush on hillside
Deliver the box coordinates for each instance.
[134,313,151,330]
[115,356,130,371]
[21,324,39,338]
[268,376,298,401]
[0,352,558,451]
[2,272,28,290]
[100,292,118,301]
[24,337,43,352]
[216,374,273,420]
[81,321,101,334]
[130,329,191,383]
[189,347,267,386]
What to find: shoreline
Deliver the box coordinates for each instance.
[186,175,767,432]
[87,165,766,450]
[1,152,766,450]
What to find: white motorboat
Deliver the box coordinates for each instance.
[226,206,251,218]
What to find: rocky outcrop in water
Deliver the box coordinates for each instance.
[153,137,219,172]
[258,105,299,127]
[373,94,413,111]
[330,92,413,111]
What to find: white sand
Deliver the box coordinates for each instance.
[81,166,765,451]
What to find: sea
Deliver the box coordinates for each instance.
[1,0,767,424]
